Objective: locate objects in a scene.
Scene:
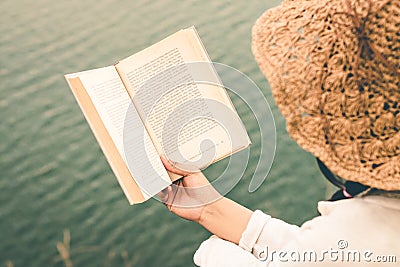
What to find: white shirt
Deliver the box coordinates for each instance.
[194,195,400,266]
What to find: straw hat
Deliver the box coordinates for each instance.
[252,0,400,190]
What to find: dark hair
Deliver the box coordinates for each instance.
[316,158,400,200]
[316,158,371,201]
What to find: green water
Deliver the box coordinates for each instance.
[0,0,331,266]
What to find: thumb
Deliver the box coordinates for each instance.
[160,155,190,176]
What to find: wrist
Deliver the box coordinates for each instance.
[197,197,253,244]
[198,196,226,226]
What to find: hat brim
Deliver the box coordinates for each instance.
[252,0,400,190]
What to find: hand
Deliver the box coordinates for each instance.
[158,156,221,223]
[159,156,253,244]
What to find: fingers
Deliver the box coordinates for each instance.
[160,155,190,176]
[181,172,210,188]
[157,185,172,203]
[158,185,175,211]
[158,184,181,206]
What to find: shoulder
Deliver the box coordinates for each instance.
[314,195,400,227]
[301,195,400,239]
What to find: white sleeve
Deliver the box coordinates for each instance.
[194,236,266,267]
[239,210,301,259]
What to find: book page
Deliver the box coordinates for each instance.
[116,27,250,171]
[67,66,171,199]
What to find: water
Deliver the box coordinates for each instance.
[0,0,330,266]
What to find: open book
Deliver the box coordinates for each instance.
[65,26,251,204]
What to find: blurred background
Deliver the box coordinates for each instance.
[0,0,332,266]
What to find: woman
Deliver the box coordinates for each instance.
[160,0,400,266]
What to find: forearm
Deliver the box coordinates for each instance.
[198,197,253,244]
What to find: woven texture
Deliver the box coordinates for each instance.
[252,0,400,190]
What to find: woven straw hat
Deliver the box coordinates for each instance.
[252,0,400,190]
